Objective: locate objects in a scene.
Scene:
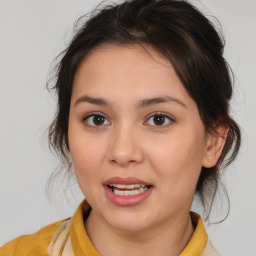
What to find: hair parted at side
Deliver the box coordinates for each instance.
[47,0,241,220]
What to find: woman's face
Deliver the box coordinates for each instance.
[68,44,214,232]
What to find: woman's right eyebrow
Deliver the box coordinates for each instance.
[74,95,110,107]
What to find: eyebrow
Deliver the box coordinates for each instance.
[139,96,186,108]
[74,96,110,107]
[74,95,187,108]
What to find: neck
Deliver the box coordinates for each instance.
[85,209,194,256]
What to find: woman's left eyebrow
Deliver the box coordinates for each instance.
[138,96,187,109]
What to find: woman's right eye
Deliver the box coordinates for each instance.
[82,113,110,128]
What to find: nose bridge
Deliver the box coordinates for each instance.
[109,121,143,166]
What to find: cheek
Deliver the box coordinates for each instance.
[68,121,107,188]
[69,135,107,201]
[70,141,99,169]
[148,132,205,197]
[70,139,104,179]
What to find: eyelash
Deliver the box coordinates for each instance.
[146,112,174,129]
[81,112,174,130]
[81,112,110,129]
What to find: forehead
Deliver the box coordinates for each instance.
[71,43,196,109]
[78,43,173,76]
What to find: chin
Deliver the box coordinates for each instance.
[103,210,157,233]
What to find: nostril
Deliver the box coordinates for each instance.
[110,159,135,167]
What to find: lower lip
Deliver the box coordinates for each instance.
[104,186,153,206]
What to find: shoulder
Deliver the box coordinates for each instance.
[0,218,68,256]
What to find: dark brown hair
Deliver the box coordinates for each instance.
[48,0,241,219]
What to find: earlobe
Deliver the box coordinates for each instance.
[202,125,229,168]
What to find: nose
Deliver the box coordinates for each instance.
[108,124,144,167]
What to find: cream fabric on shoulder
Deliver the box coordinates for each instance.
[48,218,74,256]
[201,240,221,256]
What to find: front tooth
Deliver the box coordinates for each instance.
[126,184,135,189]
[124,190,137,196]
[110,184,126,189]
[130,190,137,195]
[114,190,125,196]
[116,184,126,189]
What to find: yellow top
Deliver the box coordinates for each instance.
[0,200,209,256]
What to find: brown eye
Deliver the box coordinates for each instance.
[146,113,174,127]
[92,115,105,125]
[153,115,165,125]
[82,113,110,127]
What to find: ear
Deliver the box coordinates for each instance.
[202,124,229,168]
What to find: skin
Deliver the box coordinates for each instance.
[68,44,227,256]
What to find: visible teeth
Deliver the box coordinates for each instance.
[109,184,146,189]
[111,186,149,196]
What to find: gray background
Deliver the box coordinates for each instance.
[0,1,255,255]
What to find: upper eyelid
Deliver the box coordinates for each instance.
[145,111,174,121]
[82,111,109,120]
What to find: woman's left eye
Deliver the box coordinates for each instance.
[146,113,174,127]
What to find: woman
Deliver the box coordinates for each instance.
[0,0,241,255]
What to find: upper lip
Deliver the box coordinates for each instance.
[103,176,152,186]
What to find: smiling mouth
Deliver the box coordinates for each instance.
[107,184,151,196]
